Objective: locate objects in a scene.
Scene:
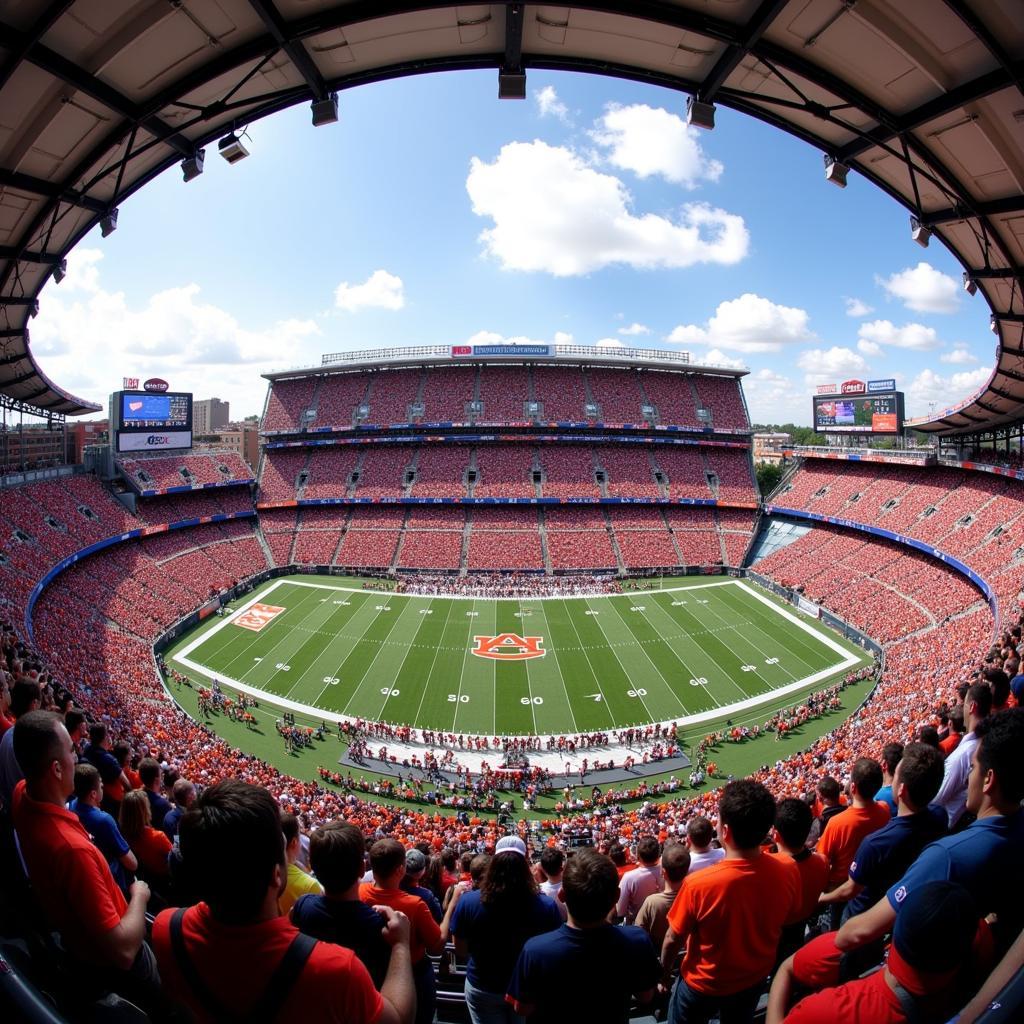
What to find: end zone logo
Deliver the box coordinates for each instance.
[472,633,546,661]
[234,603,286,632]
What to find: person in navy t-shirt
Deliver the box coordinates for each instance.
[69,762,137,892]
[291,819,392,988]
[507,848,661,1023]
[837,708,1024,962]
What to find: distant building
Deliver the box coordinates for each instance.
[68,419,108,464]
[193,398,230,435]
[0,423,72,474]
[193,421,259,471]
[752,432,791,465]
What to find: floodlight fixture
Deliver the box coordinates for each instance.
[218,132,249,164]
[686,95,716,130]
[100,209,118,237]
[910,216,930,248]
[311,93,339,126]
[962,271,978,296]
[498,70,526,100]
[28,299,40,318]
[53,259,67,284]
[991,313,999,334]
[824,154,849,188]
[181,149,205,182]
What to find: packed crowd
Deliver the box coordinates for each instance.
[260,363,751,432]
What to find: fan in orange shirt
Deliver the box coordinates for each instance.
[816,758,889,930]
[661,781,801,1023]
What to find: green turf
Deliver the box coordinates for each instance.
[167,574,872,736]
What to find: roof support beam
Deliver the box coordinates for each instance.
[0,169,107,213]
[926,196,1024,225]
[835,59,1024,163]
[0,247,62,265]
[996,366,1024,383]
[988,386,1017,402]
[0,19,193,157]
[246,0,328,99]
[699,0,789,102]
[503,3,525,73]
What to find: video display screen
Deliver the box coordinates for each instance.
[120,392,191,428]
[813,393,903,434]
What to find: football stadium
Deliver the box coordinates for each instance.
[1,3,1023,1023]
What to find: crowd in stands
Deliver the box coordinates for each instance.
[118,451,252,492]
[260,365,751,432]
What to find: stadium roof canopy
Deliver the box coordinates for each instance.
[1,1,1022,428]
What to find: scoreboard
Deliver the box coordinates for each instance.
[812,383,904,435]
[111,390,193,452]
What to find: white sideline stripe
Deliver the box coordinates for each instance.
[266,577,738,601]
[171,578,863,734]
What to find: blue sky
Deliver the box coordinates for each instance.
[31,69,993,426]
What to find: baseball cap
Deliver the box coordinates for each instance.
[405,848,427,874]
[495,835,527,857]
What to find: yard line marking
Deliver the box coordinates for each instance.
[340,599,421,716]
[410,598,460,729]
[530,600,580,734]
[373,598,435,721]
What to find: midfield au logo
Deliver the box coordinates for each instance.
[471,633,546,661]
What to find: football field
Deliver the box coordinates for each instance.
[167,575,871,736]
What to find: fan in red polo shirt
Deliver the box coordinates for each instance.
[661,781,801,1024]
[152,779,415,1024]
[11,711,152,978]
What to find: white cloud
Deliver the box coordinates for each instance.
[31,248,321,417]
[553,331,574,345]
[906,367,991,416]
[858,319,940,351]
[590,103,723,188]
[702,348,745,369]
[845,297,874,318]
[742,368,806,425]
[666,293,815,354]
[595,338,623,348]
[535,85,568,122]
[797,346,868,379]
[334,269,405,312]
[857,339,882,357]
[877,262,959,314]
[466,141,748,276]
[940,347,978,364]
[618,322,650,336]
[464,330,555,347]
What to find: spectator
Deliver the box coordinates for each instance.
[616,835,662,924]
[662,780,800,1024]
[138,756,172,829]
[771,798,828,965]
[280,812,322,916]
[537,847,567,920]
[932,683,992,828]
[449,835,562,1023]
[152,779,414,1024]
[816,758,888,928]
[11,711,158,1007]
[82,722,132,812]
[0,679,40,809]
[874,742,903,817]
[635,841,691,949]
[119,788,172,883]
[819,743,946,977]
[837,707,1024,962]
[291,820,392,989]
[938,707,963,756]
[70,762,137,889]
[361,837,444,1024]
[684,816,725,873]
[64,707,88,754]
[161,778,196,840]
[809,777,843,845]
[0,673,12,735]
[507,848,661,1023]
[400,848,443,923]
[767,881,980,1024]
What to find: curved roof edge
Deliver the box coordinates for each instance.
[0,330,101,416]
